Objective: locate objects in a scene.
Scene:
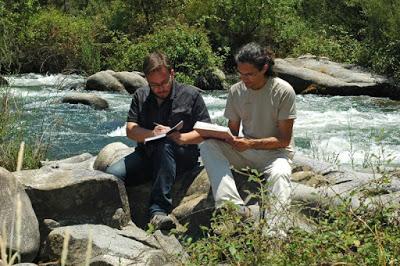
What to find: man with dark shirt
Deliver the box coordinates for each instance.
[106,52,211,230]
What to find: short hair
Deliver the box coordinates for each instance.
[234,42,275,77]
[143,51,172,76]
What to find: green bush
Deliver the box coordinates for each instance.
[291,28,364,63]
[23,8,101,73]
[357,0,400,79]
[298,0,400,79]
[119,24,222,84]
[0,89,47,170]
[185,189,400,265]
[0,0,39,73]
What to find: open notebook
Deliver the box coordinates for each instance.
[193,121,234,141]
[144,120,184,144]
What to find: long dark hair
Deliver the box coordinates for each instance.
[234,42,275,77]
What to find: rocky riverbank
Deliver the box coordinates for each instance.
[1,142,399,265]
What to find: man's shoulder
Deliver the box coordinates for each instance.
[175,82,202,96]
[229,81,246,93]
[134,86,150,95]
[132,86,150,102]
[271,77,294,92]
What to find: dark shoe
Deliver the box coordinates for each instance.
[150,213,176,230]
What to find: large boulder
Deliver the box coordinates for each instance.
[41,224,186,265]
[85,70,147,94]
[85,70,125,93]
[93,142,134,172]
[111,71,147,94]
[195,68,227,91]
[0,167,40,262]
[291,154,400,212]
[61,92,109,110]
[274,55,400,100]
[13,168,131,241]
[40,153,95,171]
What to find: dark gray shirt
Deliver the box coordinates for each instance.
[127,81,211,148]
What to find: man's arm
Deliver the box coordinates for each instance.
[126,122,170,143]
[227,119,294,152]
[169,91,211,145]
[228,120,241,136]
[168,130,204,145]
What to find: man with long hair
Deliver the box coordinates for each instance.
[200,42,296,235]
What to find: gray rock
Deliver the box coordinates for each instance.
[195,68,227,91]
[62,92,109,110]
[93,142,134,172]
[86,70,148,94]
[89,255,137,265]
[111,71,147,94]
[274,55,400,100]
[0,75,8,86]
[0,167,40,262]
[293,154,339,175]
[86,70,126,93]
[13,168,131,240]
[41,153,95,170]
[41,224,179,265]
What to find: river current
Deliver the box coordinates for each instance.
[3,74,399,170]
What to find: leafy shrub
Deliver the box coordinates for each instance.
[0,89,47,170]
[291,28,364,63]
[119,24,222,84]
[298,0,400,79]
[0,0,39,73]
[357,0,400,79]
[181,168,400,265]
[23,8,101,74]
[185,185,400,265]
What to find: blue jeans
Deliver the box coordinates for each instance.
[106,139,199,215]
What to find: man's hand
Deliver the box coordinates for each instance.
[226,136,252,152]
[152,124,171,136]
[168,130,204,145]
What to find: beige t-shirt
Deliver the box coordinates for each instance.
[224,77,296,154]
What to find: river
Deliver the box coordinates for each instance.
[2,74,399,170]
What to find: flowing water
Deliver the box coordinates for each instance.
[2,74,400,169]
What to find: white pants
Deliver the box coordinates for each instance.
[199,139,292,209]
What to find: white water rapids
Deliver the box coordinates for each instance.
[2,74,399,170]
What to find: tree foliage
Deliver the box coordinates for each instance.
[0,0,399,80]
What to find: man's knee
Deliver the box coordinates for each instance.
[105,158,127,181]
[199,139,223,154]
[268,158,292,182]
[152,139,175,155]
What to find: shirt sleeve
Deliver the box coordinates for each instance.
[278,85,297,120]
[192,93,211,123]
[224,89,240,122]
[127,92,140,123]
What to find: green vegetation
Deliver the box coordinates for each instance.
[0,0,400,81]
[183,170,400,265]
[0,88,48,171]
